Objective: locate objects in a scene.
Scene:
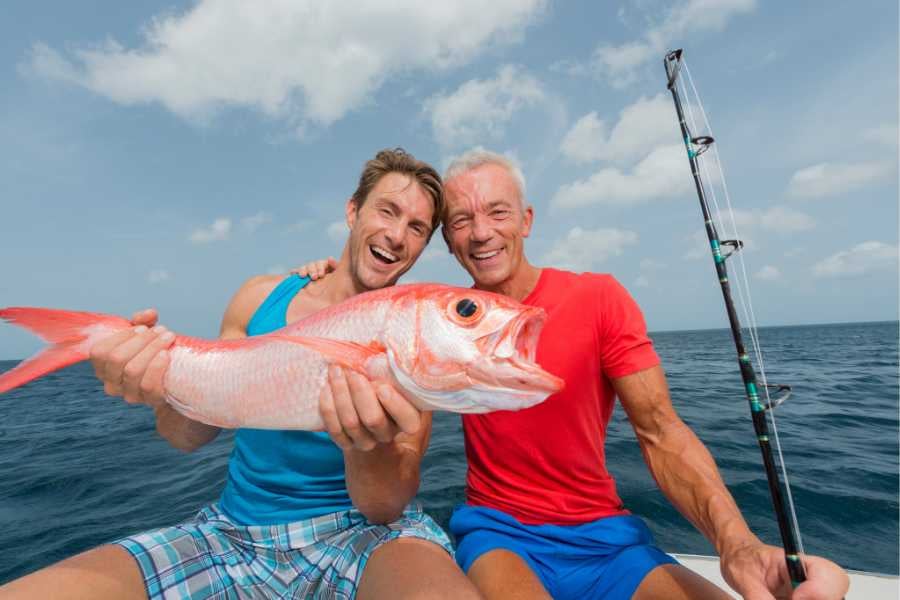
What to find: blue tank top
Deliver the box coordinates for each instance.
[218,274,352,524]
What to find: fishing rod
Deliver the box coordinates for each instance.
[663,48,807,587]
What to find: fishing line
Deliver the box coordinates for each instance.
[665,50,807,584]
[677,67,760,366]
[680,58,806,555]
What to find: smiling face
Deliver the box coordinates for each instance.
[346,172,434,291]
[443,163,534,291]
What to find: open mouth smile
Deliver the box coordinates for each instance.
[370,244,400,265]
[471,248,502,262]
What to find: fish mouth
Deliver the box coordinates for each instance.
[471,308,564,396]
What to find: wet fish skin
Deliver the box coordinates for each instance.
[0,284,563,430]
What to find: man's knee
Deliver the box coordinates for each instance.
[634,563,732,600]
[358,537,480,600]
[0,544,146,600]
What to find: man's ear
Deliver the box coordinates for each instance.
[345,198,358,229]
[522,204,534,238]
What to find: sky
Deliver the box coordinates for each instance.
[1,0,897,359]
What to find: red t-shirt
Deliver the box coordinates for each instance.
[461,268,660,525]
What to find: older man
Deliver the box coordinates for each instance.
[0,149,481,600]
[433,150,848,600]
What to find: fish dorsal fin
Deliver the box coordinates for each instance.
[268,335,386,371]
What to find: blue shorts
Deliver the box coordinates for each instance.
[115,502,452,600]
[450,505,676,600]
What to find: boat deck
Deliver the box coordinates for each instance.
[673,554,899,599]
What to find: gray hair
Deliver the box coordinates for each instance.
[443,149,527,201]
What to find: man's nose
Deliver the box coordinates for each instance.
[470,214,491,242]
[384,219,406,247]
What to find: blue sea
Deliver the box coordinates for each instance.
[0,321,897,584]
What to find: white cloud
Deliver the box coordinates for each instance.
[578,0,756,87]
[542,227,638,271]
[592,42,658,88]
[755,265,781,281]
[862,123,899,148]
[189,217,231,243]
[634,258,664,287]
[757,206,815,233]
[813,241,899,278]
[426,65,546,146]
[551,144,690,210]
[560,112,606,162]
[242,211,272,232]
[724,206,815,234]
[560,94,680,165]
[147,269,170,284]
[286,219,314,233]
[787,161,894,199]
[24,1,546,128]
[683,229,710,260]
[327,220,347,243]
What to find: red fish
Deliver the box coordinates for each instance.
[0,284,563,429]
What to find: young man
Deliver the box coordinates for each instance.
[0,149,481,600]
[435,150,849,600]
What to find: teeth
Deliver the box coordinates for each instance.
[473,249,501,260]
[371,245,398,262]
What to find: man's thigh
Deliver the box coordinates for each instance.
[467,548,551,600]
[633,563,734,600]
[357,537,481,600]
[0,544,146,600]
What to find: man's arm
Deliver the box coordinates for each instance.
[88,309,220,452]
[343,415,431,524]
[319,366,429,524]
[88,275,278,452]
[615,365,758,555]
[614,365,848,598]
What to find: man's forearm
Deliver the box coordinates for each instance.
[154,404,221,452]
[640,420,760,556]
[344,443,420,524]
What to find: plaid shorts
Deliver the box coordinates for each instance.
[114,502,452,599]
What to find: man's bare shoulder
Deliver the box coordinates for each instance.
[220,273,291,337]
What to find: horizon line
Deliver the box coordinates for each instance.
[0,318,897,363]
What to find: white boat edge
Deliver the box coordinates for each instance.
[673,554,899,599]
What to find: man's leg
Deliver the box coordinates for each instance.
[357,537,482,600]
[633,564,734,600]
[466,549,551,600]
[0,545,146,600]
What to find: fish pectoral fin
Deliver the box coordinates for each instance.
[268,335,386,371]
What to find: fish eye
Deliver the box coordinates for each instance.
[455,299,478,319]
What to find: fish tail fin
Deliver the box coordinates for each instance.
[0,307,130,394]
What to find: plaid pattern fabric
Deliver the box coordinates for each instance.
[115,502,452,599]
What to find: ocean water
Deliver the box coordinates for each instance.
[0,321,897,584]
